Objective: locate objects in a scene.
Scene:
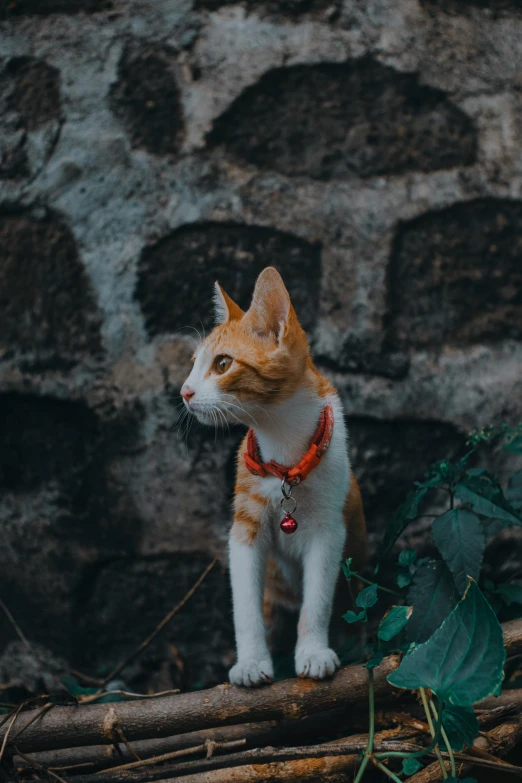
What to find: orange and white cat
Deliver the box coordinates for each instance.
[181,267,366,687]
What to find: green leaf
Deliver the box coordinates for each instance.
[387,579,505,706]
[503,434,522,454]
[402,758,423,775]
[442,705,480,751]
[406,560,459,643]
[378,606,412,642]
[455,475,522,527]
[396,570,413,589]
[432,509,485,594]
[398,548,417,567]
[365,650,384,669]
[356,583,378,609]
[341,557,357,581]
[342,609,366,624]
[380,487,428,557]
[494,581,522,606]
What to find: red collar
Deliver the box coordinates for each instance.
[243,403,334,486]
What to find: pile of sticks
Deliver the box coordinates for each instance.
[1,616,522,783]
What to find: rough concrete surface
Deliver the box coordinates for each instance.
[0,0,521,690]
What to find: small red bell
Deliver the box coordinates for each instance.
[280,513,298,534]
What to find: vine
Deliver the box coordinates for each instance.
[344,424,522,781]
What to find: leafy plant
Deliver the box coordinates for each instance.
[388,580,505,704]
[343,422,522,782]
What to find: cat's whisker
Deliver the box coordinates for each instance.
[221,399,260,428]
[215,405,231,436]
[172,407,189,433]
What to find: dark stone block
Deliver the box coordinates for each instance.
[0,393,144,656]
[0,208,102,360]
[196,0,341,17]
[316,337,410,380]
[0,57,62,180]
[0,394,103,494]
[386,198,522,348]
[5,57,61,130]
[110,45,184,156]
[135,222,321,334]
[207,58,477,180]
[348,418,465,531]
[72,554,234,690]
[421,0,522,12]
[5,0,112,14]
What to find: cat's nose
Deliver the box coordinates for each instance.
[181,384,195,402]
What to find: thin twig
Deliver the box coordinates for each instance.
[96,738,247,774]
[48,763,96,772]
[114,727,141,763]
[14,747,69,783]
[0,701,29,761]
[69,670,105,688]
[11,704,53,744]
[0,598,34,653]
[99,559,217,688]
[441,751,522,776]
[0,695,47,734]
[78,689,180,706]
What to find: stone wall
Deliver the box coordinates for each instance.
[1,0,522,690]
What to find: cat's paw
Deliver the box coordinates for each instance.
[229,658,274,687]
[295,648,340,680]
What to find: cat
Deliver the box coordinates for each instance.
[181,267,367,687]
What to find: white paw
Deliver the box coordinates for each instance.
[229,658,274,687]
[295,648,340,680]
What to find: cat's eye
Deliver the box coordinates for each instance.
[214,355,233,375]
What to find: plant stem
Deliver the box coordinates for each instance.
[353,668,375,783]
[353,754,370,783]
[356,575,402,597]
[430,699,456,778]
[420,689,447,779]
[372,758,403,783]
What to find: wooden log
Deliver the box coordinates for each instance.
[480,688,522,712]
[0,655,402,754]
[4,617,522,757]
[14,711,346,772]
[14,708,420,773]
[66,735,422,783]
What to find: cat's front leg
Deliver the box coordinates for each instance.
[228,525,273,687]
[295,523,346,680]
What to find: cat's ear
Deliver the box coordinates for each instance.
[213,282,244,324]
[244,267,293,343]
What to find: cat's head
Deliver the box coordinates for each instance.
[180,267,311,426]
